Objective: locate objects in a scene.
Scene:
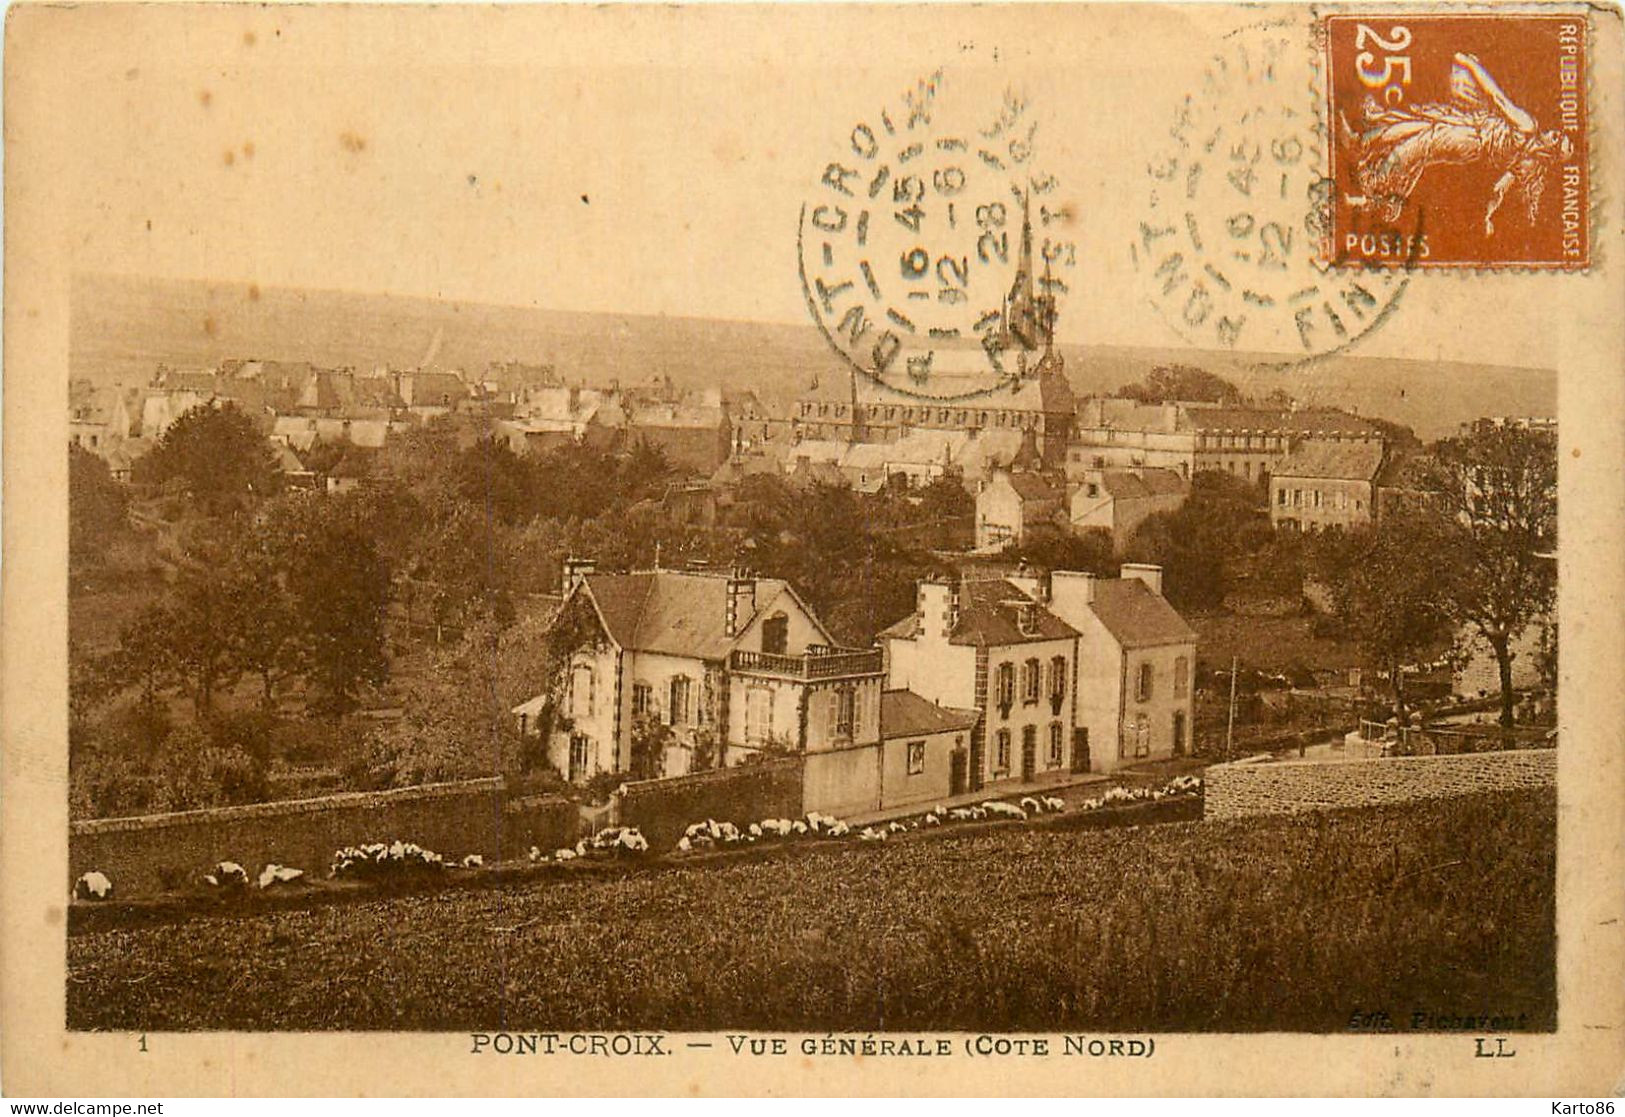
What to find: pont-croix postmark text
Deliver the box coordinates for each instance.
[798,70,1078,400]
[1134,21,1407,362]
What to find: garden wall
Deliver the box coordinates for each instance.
[614,758,804,850]
[70,780,578,896]
[1204,748,1556,821]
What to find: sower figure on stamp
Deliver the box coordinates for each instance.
[1339,52,1574,235]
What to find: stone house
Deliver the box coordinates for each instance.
[1068,398,1382,489]
[878,689,981,811]
[1068,467,1188,549]
[541,561,885,815]
[882,563,1199,782]
[1269,440,1386,532]
[975,470,1064,550]
[68,383,137,455]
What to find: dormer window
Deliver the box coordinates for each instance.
[1017,602,1039,636]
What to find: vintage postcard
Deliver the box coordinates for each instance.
[3,0,1623,1098]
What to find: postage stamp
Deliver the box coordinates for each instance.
[1324,13,1590,269]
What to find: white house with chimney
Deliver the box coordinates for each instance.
[881,563,1198,780]
[1029,564,1199,771]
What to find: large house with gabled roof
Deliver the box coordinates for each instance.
[541,560,884,811]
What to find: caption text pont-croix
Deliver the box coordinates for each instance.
[467,1034,1154,1059]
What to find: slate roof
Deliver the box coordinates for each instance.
[156,370,223,394]
[350,375,406,410]
[1095,468,1188,500]
[878,579,1079,647]
[1088,578,1199,649]
[880,690,981,739]
[328,447,380,478]
[1272,439,1385,482]
[1004,471,1060,502]
[274,445,308,474]
[580,570,817,661]
[408,371,468,406]
[1186,406,1379,437]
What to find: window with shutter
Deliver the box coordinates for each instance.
[669,676,691,726]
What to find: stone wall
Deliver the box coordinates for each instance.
[70,780,579,897]
[615,758,804,850]
[1204,748,1556,820]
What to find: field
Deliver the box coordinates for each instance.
[67,787,1555,1033]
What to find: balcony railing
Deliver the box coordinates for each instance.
[730,647,883,680]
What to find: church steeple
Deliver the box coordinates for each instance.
[999,189,1057,370]
[1034,251,1065,379]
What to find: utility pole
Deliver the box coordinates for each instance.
[1225,654,1238,763]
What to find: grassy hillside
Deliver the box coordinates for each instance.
[68,787,1555,1032]
[71,273,1553,439]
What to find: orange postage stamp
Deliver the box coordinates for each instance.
[1326,13,1589,269]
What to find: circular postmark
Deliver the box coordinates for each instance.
[798,70,1077,400]
[1132,21,1408,364]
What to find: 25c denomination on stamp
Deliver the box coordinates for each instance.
[1325,12,1589,269]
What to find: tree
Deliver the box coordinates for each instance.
[621,436,674,498]
[1124,471,1271,610]
[261,495,394,715]
[1001,528,1116,576]
[1118,364,1243,405]
[68,444,128,566]
[137,401,278,511]
[228,527,304,707]
[451,436,537,525]
[113,605,180,732]
[1425,422,1558,726]
[1314,516,1456,720]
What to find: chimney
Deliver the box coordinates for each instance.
[1006,563,1049,604]
[1047,570,1098,630]
[917,577,959,641]
[725,571,756,637]
[562,556,597,593]
[1120,562,1164,597]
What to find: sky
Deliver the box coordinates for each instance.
[15,3,1606,374]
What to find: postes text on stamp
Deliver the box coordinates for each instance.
[1326,13,1589,269]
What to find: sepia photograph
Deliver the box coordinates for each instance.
[4,0,1623,1098]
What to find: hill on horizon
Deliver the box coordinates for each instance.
[70,272,1554,441]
